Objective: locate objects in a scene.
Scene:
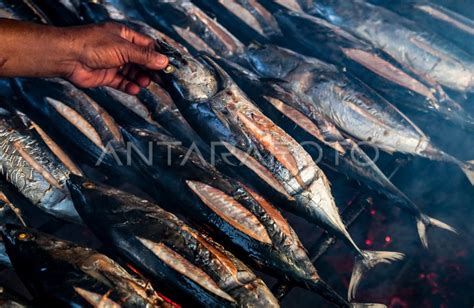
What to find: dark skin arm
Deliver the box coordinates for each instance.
[0,19,169,95]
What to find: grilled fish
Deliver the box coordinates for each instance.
[0,0,50,23]
[217,56,456,249]
[263,6,474,130]
[304,0,474,93]
[13,78,126,170]
[192,0,280,44]
[124,126,348,306]
[0,106,81,222]
[246,43,474,189]
[68,177,279,307]
[370,0,474,55]
[1,224,172,307]
[156,42,404,301]
[132,0,245,58]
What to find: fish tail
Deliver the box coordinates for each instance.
[460,160,474,185]
[348,250,405,301]
[305,278,349,307]
[416,214,457,249]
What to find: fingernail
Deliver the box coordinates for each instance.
[155,54,169,68]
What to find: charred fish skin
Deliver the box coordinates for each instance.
[0,108,80,222]
[265,7,474,130]
[369,0,474,55]
[1,224,171,307]
[68,176,279,307]
[305,0,474,93]
[124,127,348,306]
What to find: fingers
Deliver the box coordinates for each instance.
[122,64,151,88]
[119,26,155,47]
[108,73,142,95]
[122,41,169,70]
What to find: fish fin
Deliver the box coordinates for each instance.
[350,303,387,308]
[349,251,404,301]
[461,160,474,185]
[416,214,457,249]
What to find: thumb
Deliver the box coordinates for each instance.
[122,42,169,70]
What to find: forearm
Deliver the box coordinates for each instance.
[0,19,77,77]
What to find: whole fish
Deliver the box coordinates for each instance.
[303,0,474,93]
[246,44,474,189]
[156,41,404,300]
[0,106,82,222]
[369,0,474,55]
[216,56,456,249]
[124,126,348,306]
[260,5,474,130]
[1,224,173,307]
[68,177,279,307]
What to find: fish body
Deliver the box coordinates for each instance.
[0,0,50,23]
[68,177,279,307]
[217,56,455,248]
[0,107,80,222]
[370,0,474,55]
[1,224,171,307]
[246,44,474,187]
[305,0,474,93]
[134,0,245,58]
[267,7,474,130]
[13,78,126,170]
[192,0,280,44]
[157,43,404,300]
[125,127,348,306]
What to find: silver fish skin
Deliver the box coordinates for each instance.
[246,43,474,187]
[369,0,474,54]
[305,0,474,92]
[0,109,80,222]
[158,43,403,300]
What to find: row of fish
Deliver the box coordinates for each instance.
[0,0,472,306]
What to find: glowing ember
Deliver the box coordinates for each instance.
[365,239,373,246]
[385,236,392,243]
[370,209,376,215]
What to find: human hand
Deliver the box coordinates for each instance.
[0,19,168,95]
[64,22,168,95]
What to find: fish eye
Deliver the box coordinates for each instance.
[164,64,176,74]
[82,182,95,189]
[17,232,30,241]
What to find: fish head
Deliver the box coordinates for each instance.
[0,224,67,270]
[246,43,299,79]
[156,40,219,102]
